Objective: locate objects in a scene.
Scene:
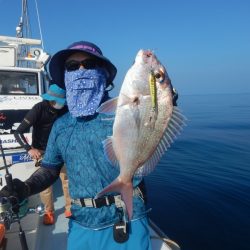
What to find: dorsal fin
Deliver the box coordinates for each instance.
[135,107,187,176]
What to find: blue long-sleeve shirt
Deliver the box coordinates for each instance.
[42,112,147,229]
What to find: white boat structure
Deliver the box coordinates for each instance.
[0,1,181,249]
[0,0,50,172]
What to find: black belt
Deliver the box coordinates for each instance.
[71,182,145,209]
[72,194,122,208]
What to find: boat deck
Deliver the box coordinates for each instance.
[2,179,68,250]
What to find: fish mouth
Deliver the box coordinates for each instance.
[136,49,158,67]
[138,49,153,57]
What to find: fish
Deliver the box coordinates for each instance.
[97,50,186,219]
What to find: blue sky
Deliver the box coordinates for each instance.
[0,0,249,97]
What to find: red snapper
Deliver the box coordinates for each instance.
[97,50,186,219]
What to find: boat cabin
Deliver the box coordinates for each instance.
[0,36,50,169]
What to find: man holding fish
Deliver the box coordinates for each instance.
[0,41,184,249]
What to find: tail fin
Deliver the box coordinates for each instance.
[96,177,134,220]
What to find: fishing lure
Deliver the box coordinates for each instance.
[147,71,158,127]
[149,70,157,111]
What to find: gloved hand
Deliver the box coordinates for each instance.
[0,178,30,205]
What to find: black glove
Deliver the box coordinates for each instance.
[0,178,30,204]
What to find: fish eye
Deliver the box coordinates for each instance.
[154,70,165,83]
[154,72,161,79]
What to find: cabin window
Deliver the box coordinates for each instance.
[0,71,38,95]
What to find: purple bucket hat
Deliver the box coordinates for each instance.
[49,41,117,89]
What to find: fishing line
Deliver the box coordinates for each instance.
[34,0,44,50]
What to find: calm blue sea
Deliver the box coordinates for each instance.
[145,93,250,250]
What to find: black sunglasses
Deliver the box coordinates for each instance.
[65,58,103,71]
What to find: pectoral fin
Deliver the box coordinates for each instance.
[97,97,118,114]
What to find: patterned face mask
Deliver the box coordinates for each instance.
[64,68,107,117]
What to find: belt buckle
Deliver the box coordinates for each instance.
[72,199,80,206]
[84,198,94,207]
[114,195,123,208]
